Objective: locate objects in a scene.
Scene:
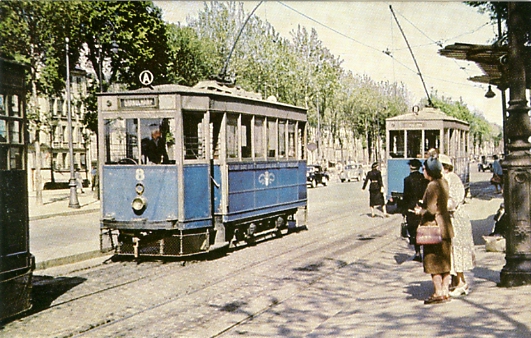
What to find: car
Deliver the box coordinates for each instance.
[339,163,365,182]
[306,165,329,188]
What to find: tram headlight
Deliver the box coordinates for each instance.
[135,183,145,195]
[132,196,147,213]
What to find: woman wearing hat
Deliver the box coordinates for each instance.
[439,154,475,297]
[362,162,388,218]
[414,152,454,304]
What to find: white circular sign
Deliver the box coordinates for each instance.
[139,70,154,86]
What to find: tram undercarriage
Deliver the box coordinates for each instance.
[101,210,304,258]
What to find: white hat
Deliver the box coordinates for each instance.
[439,154,452,166]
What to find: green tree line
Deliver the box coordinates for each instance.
[0,0,500,161]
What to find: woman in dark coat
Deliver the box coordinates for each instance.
[414,153,454,304]
[362,162,388,218]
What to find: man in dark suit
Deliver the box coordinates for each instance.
[403,159,428,261]
[142,124,168,164]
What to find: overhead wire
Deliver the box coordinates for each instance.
[275,1,492,93]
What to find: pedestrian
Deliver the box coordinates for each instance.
[402,159,428,262]
[491,155,503,194]
[90,165,98,191]
[75,168,84,194]
[362,162,388,218]
[414,152,454,304]
[439,154,475,297]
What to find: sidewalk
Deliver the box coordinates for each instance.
[29,188,100,221]
[28,188,104,270]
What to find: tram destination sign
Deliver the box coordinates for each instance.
[120,97,158,109]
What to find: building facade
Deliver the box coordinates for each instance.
[27,68,97,190]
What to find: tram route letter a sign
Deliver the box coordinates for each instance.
[139,70,154,86]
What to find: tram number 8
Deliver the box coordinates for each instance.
[136,169,145,181]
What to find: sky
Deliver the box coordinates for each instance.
[153,1,504,125]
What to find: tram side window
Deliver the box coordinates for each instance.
[389,130,405,158]
[226,114,238,159]
[278,120,286,158]
[424,130,440,154]
[254,117,264,158]
[267,118,277,158]
[210,113,222,159]
[407,130,422,158]
[241,115,252,159]
[288,121,296,159]
[183,112,205,160]
[140,118,176,164]
[298,122,305,160]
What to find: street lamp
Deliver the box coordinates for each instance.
[66,37,80,209]
[485,85,496,98]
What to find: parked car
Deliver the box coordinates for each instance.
[306,165,329,188]
[339,163,365,182]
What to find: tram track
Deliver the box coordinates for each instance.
[69,215,399,337]
[5,186,403,337]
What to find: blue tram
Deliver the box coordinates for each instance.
[0,57,33,321]
[98,81,307,257]
[385,106,470,208]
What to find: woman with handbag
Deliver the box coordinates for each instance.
[439,154,475,297]
[414,152,454,304]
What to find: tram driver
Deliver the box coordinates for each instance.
[142,123,169,164]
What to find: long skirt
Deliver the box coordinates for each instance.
[423,239,452,274]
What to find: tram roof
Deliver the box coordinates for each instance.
[99,82,307,113]
[386,106,469,128]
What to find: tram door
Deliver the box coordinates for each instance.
[0,57,32,320]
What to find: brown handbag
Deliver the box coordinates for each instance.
[416,221,442,245]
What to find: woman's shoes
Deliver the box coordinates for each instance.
[424,294,450,305]
[449,284,469,297]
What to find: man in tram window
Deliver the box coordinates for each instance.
[142,123,168,164]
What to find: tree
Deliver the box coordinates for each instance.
[0,1,84,204]
[165,24,217,87]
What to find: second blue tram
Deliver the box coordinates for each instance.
[385,106,470,208]
[98,81,307,257]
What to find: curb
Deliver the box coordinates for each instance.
[35,250,113,271]
[29,207,99,221]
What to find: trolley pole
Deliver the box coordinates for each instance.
[500,3,531,286]
[66,38,80,209]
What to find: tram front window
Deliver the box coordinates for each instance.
[407,130,422,158]
[104,117,176,165]
[424,130,440,154]
[389,130,405,158]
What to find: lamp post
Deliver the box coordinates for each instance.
[500,2,531,287]
[66,37,80,209]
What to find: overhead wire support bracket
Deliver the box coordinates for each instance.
[389,5,433,107]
